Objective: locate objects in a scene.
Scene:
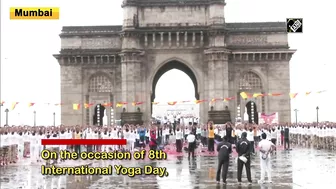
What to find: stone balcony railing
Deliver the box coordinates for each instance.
[60,26,122,36]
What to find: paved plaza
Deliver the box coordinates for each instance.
[0,148,335,189]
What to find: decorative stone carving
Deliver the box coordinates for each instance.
[229,35,267,45]
[82,38,120,49]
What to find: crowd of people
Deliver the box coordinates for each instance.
[0,121,335,184]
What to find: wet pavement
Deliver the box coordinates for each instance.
[1,148,335,189]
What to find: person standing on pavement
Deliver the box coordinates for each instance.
[246,126,255,155]
[187,131,196,160]
[258,133,275,184]
[284,126,291,150]
[236,132,253,185]
[216,136,232,184]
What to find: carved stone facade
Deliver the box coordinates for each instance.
[54,0,295,125]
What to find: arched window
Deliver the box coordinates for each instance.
[239,72,262,90]
[88,75,112,93]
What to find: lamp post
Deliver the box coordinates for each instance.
[53,112,56,126]
[5,109,9,125]
[294,109,298,124]
[316,106,319,125]
[33,111,36,126]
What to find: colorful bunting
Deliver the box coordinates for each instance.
[167,101,177,106]
[210,98,222,103]
[289,93,298,99]
[116,102,127,107]
[132,102,144,106]
[223,97,235,102]
[11,102,19,110]
[253,93,266,98]
[73,104,80,110]
[268,93,282,96]
[102,103,112,107]
[240,92,251,99]
[195,100,207,104]
[1,90,330,110]
[84,103,93,109]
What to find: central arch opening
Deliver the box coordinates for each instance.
[151,61,199,124]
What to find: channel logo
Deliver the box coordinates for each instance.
[10,7,59,20]
[286,18,303,33]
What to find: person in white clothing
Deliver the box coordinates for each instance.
[175,128,183,152]
[270,128,277,152]
[59,130,67,162]
[164,127,170,145]
[196,126,202,140]
[187,132,196,159]
[258,133,275,184]
[92,129,99,152]
[85,128,94,152]
[102,129,109,152]
[123,128,131,151]
[16,132,24,160]
[37,131,44,162]
[65,129,72,151]
[30,131,40,163]
[129,129,136,151]
[111,127,119,151]
[51,131,60,164]
[184,127,190,141]
[246,127,255,155]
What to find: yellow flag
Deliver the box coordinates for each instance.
[240,92,248,99]
[73,104,80,110]
[289,93,298,99]
[11,102,19,110]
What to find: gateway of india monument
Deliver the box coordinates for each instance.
[54,0,295,126]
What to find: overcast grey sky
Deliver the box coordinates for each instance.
[1,0,335,125]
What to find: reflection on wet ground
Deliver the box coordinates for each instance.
[1,148,335,189]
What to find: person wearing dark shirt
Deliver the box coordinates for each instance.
[139,128,146,149]
[236,132,252,184]
[192,126,196,137]
[280,127,285,145]
[216,136,232,184]
[226,124,233,144]
[158,126,163,145]
[284,127,290,150]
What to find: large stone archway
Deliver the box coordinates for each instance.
[149,60,201,121]
[54,0,295,126]
[151,60,199,108]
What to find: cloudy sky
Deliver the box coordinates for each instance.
[1,0,335,126]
